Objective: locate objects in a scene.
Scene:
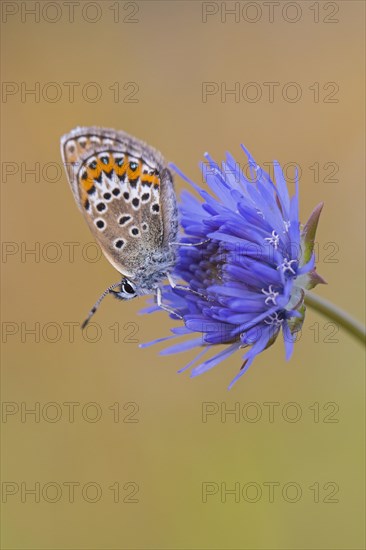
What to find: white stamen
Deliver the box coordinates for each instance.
[284,220,291,232]
[264,230,280,249]
[261,285,279,306]
[277,258,297,275]
[264,312,283,327]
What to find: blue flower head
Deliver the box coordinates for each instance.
[141,146,325,389]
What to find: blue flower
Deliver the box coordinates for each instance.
[141,146,325,389]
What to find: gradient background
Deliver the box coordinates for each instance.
[1,1,365,548]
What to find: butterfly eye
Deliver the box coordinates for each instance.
[121,279,137,297]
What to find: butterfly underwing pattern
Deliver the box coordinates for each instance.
[61,126,179,325]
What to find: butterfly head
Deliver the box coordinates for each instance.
[81,277,139,329]
[115,277,138,300]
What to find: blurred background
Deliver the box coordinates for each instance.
[1,1,365,548]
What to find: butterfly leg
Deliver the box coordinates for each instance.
[156,286,183,320]
[169,239,210,247]
[82,281,121,329]
[166,273,208,301]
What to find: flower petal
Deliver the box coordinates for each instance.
[191,343,239,377]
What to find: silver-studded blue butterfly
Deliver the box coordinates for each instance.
[61,126,179,327]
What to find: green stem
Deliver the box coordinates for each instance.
[305,291,366,344]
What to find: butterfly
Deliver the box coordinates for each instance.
[61,126,180,327]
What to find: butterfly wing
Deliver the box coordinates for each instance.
[61,127,177,279]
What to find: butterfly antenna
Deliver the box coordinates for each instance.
[81,282,121,329]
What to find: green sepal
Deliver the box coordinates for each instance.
[286,288,306,334]
[287,303,306,335]
[300,202,324,265]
